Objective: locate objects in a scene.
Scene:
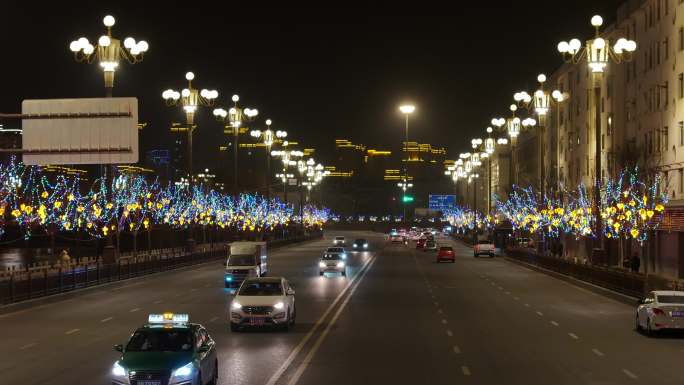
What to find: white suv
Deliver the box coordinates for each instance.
[474,239,495,257]
[230,277,296,332]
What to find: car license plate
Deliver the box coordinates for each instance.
[249,317,265,325]
[137,381,160,385]
[672,311,684,317]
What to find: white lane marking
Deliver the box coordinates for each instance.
[129,308,140,313]
[536,311,544,316]
[461,366,471,376]
[505,291,511,295]
[65,328,80,335]
[265,255,376,385]
[550,321,559,326]
[453,345,461,354]
[446,330,453,337]
[441,319,448,325]
[153,300,163,304]
[524,303,530,307]
[20,342,37,350]
[190,288,198,292]
[203,283,210,288]
[433,301,439,306]
[568,333,579,340]
[285,257,377,385]
[437,309,443,314]
[497,286,503,290]
[622,369,638,379]
[513,297,520,301]
[592,348,605,357]
[209,316,219,323]
[100,317,113,323]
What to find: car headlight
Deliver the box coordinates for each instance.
[172,362,195,381]
[111,361,126,378]
[274,302,284,310]
[364,243,368,248]
[353,244,357,248]
[337,261,345,268]
[341,253,347,259]
[231,301,242,310]
[225,275,233,282]
[319,261,326,268]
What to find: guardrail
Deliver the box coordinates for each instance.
[505,247,646,298]
[0,233,322,305]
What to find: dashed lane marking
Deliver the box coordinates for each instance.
[153,300,163,304]
[441,319,448,325]
[550,321,559,326]
[437,309,443,314]
[209,316,219,323]
[622,369,638,379]
[524,303,531,307]
[461,366,471,376]
[536,311,544,316]
[505,291,511,295]
[592,348,605,357]
[20,342,37,350]
[65,328,80,335]
[446,330,453,337]
[568,333,579,340]
[453,345,461,354]
[513,297,520,301]
[129,308,140,313]
[100,317,113,323]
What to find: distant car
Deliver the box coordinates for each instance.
[319,250,347,276]
[333,236,346,245]
[437,246,455,262]
[390,234,403,243]
[230,277,296,332]
[424,240,437,251]
[636,290,684,335]
[324,247,347,260]
[111,313,218,385]
[416,238,427,249]
[474,239,495,257]
[352,239,369,250]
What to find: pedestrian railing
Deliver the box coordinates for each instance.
[0,232,322,305]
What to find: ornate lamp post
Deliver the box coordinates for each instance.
[213,95,258,192]
[162,72,219,185]
[272,149,303,204]
[492,104,535,188]
[558,15,636,250]
[69,15,149,97]
[513,74,566,200]
[251,119,286,201]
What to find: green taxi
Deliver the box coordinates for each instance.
[111,313,218,385]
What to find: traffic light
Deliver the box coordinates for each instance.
[402,195,414,203]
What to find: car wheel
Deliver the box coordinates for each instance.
[451,259,455,263]
[291,305,297,325]
[197,372,203,385]
[319,271,324,276]
[341,269,347,277]
[635,314,642,332]
[230,323,240,332]
[282,311,292,332]
[646,318,654,336]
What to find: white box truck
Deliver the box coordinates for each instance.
[225,242,268,288]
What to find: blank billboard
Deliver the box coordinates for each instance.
[22,97,138,165]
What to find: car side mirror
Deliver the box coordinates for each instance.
[114,344,124,352]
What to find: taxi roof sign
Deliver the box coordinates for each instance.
[148,313,189,324]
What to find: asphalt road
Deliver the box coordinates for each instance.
[1,231,683,385]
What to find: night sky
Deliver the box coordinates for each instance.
[2,1,624,172]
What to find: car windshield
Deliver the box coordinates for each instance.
[478,240,491,245]
[125,329,193,352]
[322,254,342,260]
[228,254,256,266]
[355,239,366,243]
[239,281,283,296]
[439,247,453,252]
[327,247,344,253]
[335,237,345,240]
[657,295,684,304]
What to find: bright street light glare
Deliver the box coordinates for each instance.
[399,105,415,114]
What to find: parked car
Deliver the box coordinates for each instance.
[474,239,495,257]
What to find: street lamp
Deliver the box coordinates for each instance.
[213,95,259,192]
[69,15,149,97]
[492,104,535,187]
[398,104,415,223]
[162,72,219,184]
[271,148,303,203]
[251,119,286,201]
[513,74,566,200]
[558,15,636,252]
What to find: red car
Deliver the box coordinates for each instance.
[437,246,455,263]
[416,238,427,249]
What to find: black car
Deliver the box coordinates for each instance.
[352,239,369,250]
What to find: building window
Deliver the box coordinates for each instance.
[679,73,683,98]
[665,37,669,60]
[680,121,684,146]
[664,126,669,151]
[602,134,605,150]
[679,27,684,51]
[664,81,669,108]
[680,169,684,194]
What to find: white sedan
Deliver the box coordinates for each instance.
[636,290,684,335]
[230,277,296,332]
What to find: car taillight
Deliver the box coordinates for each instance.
[652,308,665,316]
